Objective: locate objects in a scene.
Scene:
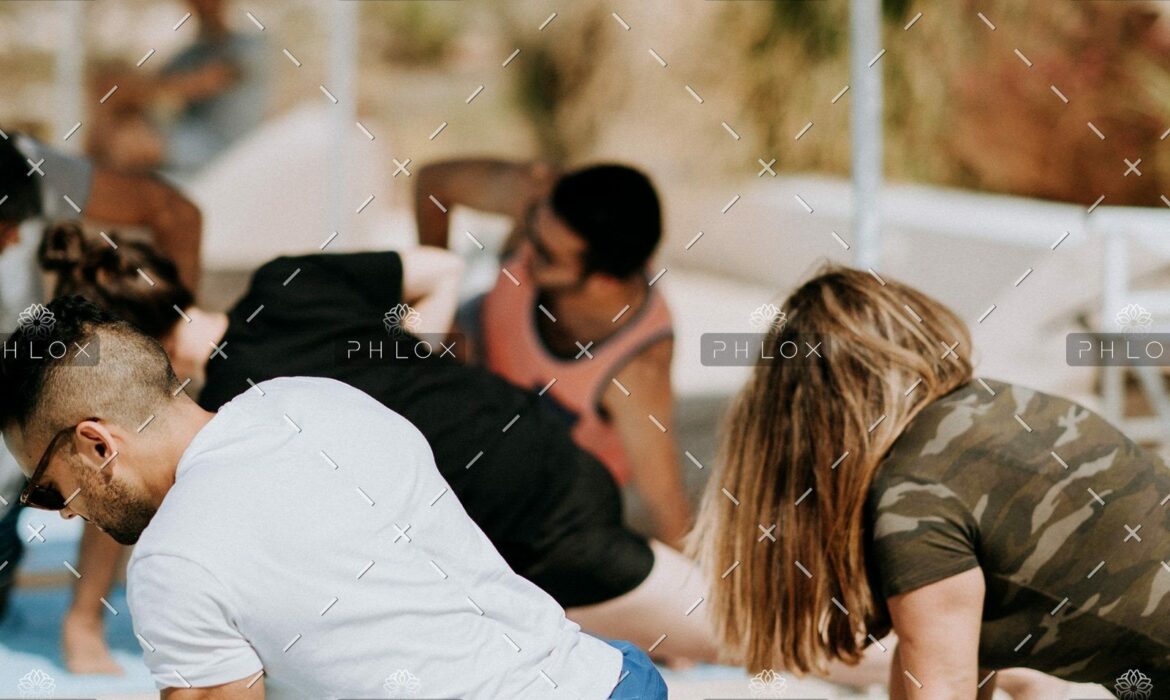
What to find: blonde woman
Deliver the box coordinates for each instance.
[692,264,1169,698]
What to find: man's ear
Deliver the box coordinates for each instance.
[75,420,118,472]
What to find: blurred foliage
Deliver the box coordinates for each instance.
[942,0,1170,204]
[746,0,911,59]
[748,0,1169,204]
[499,4,616,164]
[363,1,466,66]
[486,0,1170,206]
[754,1,844,61]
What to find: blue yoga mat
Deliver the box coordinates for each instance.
[0,510,156,696]
[0,586,157,697]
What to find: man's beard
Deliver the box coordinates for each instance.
[86,476,157,545]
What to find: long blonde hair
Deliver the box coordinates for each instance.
[689,264,974,674]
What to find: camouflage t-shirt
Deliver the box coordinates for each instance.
[865,377,1170,688]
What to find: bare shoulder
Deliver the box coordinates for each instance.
[605,336,674,413]
[629,335,673,371]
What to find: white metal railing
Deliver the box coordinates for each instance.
[1093,205,1170,443]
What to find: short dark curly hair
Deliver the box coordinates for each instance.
[550,164,661,279]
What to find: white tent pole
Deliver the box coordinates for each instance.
[850,0,883,269]
[326,0,359,235]
[1100,226,1127,424]
[54,1,86,153]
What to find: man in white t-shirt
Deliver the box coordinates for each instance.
[0,297,668,699]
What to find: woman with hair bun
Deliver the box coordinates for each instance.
[691,264,1170,698]
[39,222,195,341]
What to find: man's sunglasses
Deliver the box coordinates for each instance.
[19,419,97,511]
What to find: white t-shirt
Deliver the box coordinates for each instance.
[127,376,622,700]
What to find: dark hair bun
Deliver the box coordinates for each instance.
[38,226,195,340]
[37,221,90,273]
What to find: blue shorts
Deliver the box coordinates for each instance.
[605,639,668,699]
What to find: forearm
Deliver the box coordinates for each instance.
[414,159,554,249]
[896,638,980,699]
[644,484,691,547]
[70,525,123,613]
[627,451,692,547]
[606,341,688,545]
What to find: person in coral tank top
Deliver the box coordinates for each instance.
[416,159,692,550]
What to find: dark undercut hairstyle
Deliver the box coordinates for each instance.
[550,164,662,279]
[39,223,193,339]
[0,135,43,224]
[0,295,179,443]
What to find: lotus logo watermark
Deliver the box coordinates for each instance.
[748,668,788,698]
[1116,303,1152,333]
[3,304,99,365]
[384,303,421,338]
[17,669,55,698]
[1114,669,1153,700]
[700,304,821,366]
[17,304,55,340]
[749,303,787,332]
[383,668,421,698]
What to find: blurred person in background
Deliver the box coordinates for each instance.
[0,131,201,674]
[87,0,269,178]
[690,264,1156,699]
[415,159,693,550]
